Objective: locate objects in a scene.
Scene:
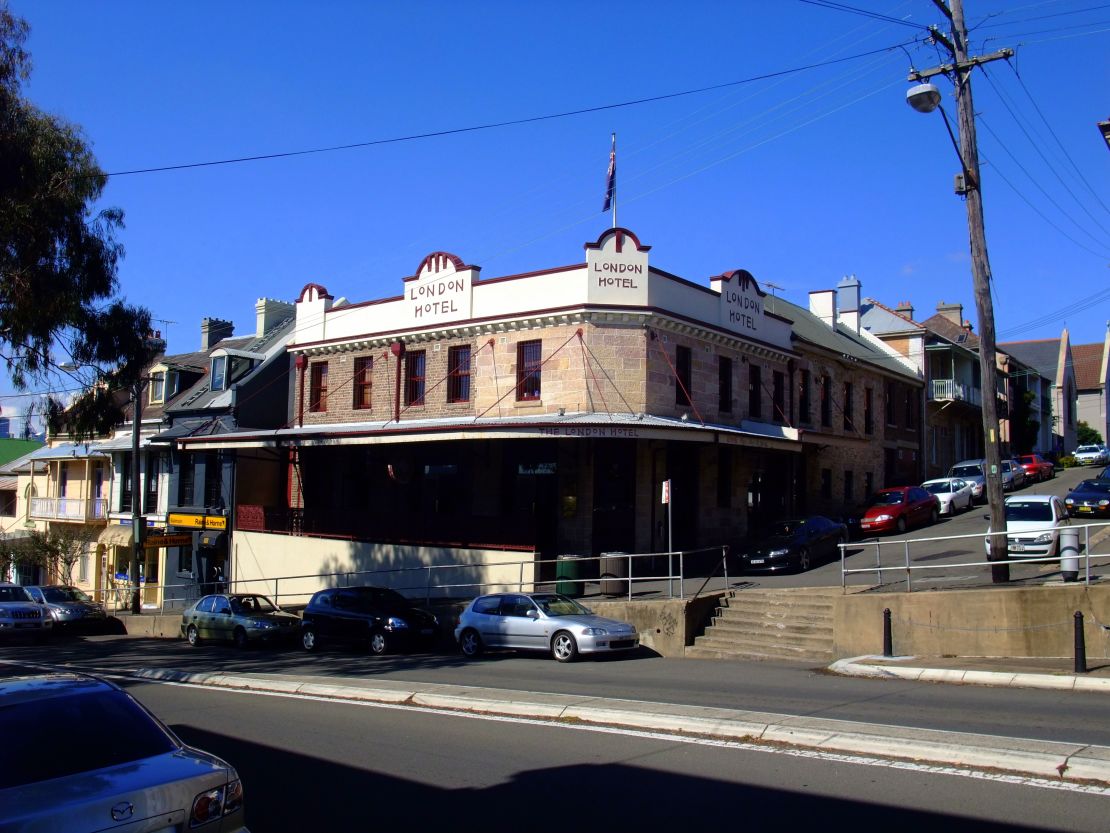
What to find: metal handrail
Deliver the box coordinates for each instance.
[839,520,1110,591]
[106,545,733,615]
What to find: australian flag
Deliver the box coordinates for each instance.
[602,133,616,212]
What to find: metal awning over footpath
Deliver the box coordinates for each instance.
[173,411,802,453]
[98,524,193,549]
[23,442,110,461]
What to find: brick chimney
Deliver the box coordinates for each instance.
[201,318,234,350]
[836,275,861,334]
[894,301,915,320]
[936,300,964,326]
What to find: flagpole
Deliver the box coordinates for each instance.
[611,133,617,229]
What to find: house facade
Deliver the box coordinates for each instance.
[999,332,1079,455]
[178,230,921,599]
[1072,327,1110,444]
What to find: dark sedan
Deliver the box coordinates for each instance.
[182,593,300,648]
[739,516,848,573]
[300,585,439,655]
[1064,479,1110,519]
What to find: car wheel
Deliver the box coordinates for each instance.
[797,548,811,572]
[459,628,483,658]
[551,631,579,663]
[895,517,906,535]
[930,508,939,525]
[301,627,318,652]
[233,627,248,650]
[187,625,201,647]
[368,630,389,656]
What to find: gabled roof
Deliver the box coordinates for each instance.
[1071,342,1105,390]
[765,296,918,381]
[920,313,981,351]
[859,298,925,334]
[997,338,1062,381]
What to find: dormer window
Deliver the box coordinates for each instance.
[211,356,227,391]
[149,372,166,404]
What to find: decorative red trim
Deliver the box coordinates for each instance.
[297,283,333,303]
[406,252,477,281]
[712,269,767,299]
[584,227,650,252]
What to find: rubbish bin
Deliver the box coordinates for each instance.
[555,554,583,597]
[1059,527,1080,582]
[600,552,629,596]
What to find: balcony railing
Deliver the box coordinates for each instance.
[929,379,982,406]
[29,496,108,522]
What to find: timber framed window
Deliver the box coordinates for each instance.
[309,362,328,412]
[404,351,426,406]
[516,341,541,401]
[718,356,733,413]
[353,356,372,410]
[448,346,472,403]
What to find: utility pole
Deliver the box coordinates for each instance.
[130,379,145,613]
[911,0,1012,582]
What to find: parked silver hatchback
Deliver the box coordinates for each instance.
[455,592,639,662]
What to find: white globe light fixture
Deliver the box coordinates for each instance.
[906,82,942,114]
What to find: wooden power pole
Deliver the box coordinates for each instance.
[912,0,1013,582]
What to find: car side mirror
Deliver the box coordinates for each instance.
[525,609,539,619]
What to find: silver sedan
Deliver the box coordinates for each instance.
[455,592,639,662]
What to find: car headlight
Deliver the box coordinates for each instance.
[385,617,409,630]
[1099,500,1109,507]
[1034,533,1054,544]
[1065,498,1074,504]
[251,619,277,629]
[874,514,893,522]
[582,627,609,636]
[768,548,790,556]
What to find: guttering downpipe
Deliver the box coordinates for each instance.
[295,354,306,427]
[390,341,406,423]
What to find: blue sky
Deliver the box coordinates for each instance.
[3,0,1108,420]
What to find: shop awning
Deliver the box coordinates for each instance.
[98,524,134,546]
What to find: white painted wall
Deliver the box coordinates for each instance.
[232,530,537,606]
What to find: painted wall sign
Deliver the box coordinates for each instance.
[538,426,642,438]
[585,228,650,306]
[714,270,765,337]
[402,251,476,327]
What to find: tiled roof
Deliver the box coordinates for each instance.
[920,313,981,350]
[1071,343,1104,390]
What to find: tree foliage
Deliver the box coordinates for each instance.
[1077,421,1103,446]
[1,5,155,436]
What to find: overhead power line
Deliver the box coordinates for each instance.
[796,0,931,30]
[98,38,920,180]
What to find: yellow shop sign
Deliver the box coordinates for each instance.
[168,513,228,530]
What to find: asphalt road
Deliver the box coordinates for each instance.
[5,634,1109,747]
[67,676,1110,832]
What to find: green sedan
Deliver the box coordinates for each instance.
[181,593,300,648]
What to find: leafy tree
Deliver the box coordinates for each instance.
[1077,421,1103,446]
[1,5,155,437]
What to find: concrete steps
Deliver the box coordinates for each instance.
[686,588,837,662]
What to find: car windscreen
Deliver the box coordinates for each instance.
[41,587,91,603]
[950,465,982,478]
[0,586,30,603]
[923,482,955,494]
[1076,446,1098,454]
[1004,502,1053,522]
[769,521,803,537]
[870,491,905,506]
[230,595,277,614]
[532,594,591,616]
[0,687,177,789]
[1076,481,1110,495]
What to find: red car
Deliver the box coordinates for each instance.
[1018,454,1054,483]
[859,486,940,535]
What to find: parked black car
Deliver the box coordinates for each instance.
[738,516,848,573]
[1064,479,1110,519]
[300,586,439,655]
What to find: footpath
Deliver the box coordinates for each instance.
[133,661,1110,788]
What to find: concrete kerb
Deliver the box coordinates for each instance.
[131,667,1110,785]
[829,655,1110,693]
